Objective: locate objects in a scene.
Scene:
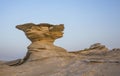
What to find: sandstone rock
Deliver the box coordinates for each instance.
[79,43,109,55]
[0,23,120,76]
[16,23,64,42]
[111,48,120,51]
[5,59,22,66]
[16,23,70,62]
[106,48,120,58]
[90,43,105,49]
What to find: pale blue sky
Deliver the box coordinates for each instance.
[0,0,120,60]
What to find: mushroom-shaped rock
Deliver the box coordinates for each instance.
[16,23,68,61]
[16,23,64,42]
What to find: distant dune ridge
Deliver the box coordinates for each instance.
[0,23,120,76]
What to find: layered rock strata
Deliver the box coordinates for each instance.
[78,43,109,55]
[16,23,71,62]
[0,23,120,76]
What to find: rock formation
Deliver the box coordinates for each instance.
[78,43,109,55]
[16,23,71,63]
[0,23,120,76]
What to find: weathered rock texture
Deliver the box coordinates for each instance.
[16,23,71,63]
[0,23,120,76]
[78,43,109,55]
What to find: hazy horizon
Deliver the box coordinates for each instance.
[0,0,120,61]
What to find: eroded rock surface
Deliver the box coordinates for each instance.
[0,23,120,76]
[16,23,70,62]
[78,43,109,55]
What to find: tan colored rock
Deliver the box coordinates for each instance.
[16,23,69,62]
[106,48,120,58]
[0,23,120,76]
[16,23,64,42]
[79,43,109,55]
